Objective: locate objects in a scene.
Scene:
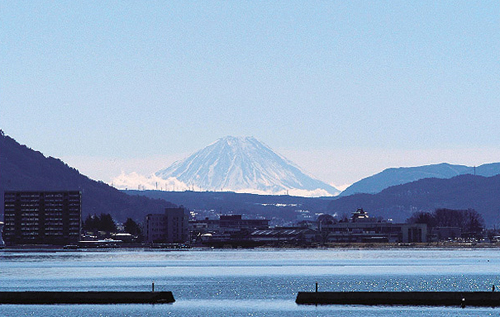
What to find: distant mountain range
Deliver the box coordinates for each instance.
[115,136,339,197]
[329,174,500,224]
[129,173,500,227]
[0,130,172,222]
[125,190,333,224]
[340,162,500,196]
[3,129,500,227]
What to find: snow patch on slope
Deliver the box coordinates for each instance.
[113,136,339,197]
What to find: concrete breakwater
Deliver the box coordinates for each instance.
[296,291,500,307]
[0,291,175,304]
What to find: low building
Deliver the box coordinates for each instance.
[189,218,220,232]
[325,222,427,243]
[430,227,462,241]
[251,228,317,244]
[219,215,269,233]
[3,191,81,245]
[320,209,427,243]
[145,207,189,244]
[190,214,270,246]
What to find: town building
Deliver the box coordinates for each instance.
[3,191,81,245]
[320,209,427,243]
[218,215,269,232]
[430,227,462,241]
[251,227,317,245]
[189,217,220,232]
[145,207,189,244]
[190,215,269,234]
[189,214,269,245]
[323,221,427,243]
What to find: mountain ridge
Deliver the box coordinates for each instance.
[0,130,172,222]
[340,162,500,196]
[329,173,500,225]
[117,136,339,197]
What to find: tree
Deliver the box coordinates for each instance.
[406,211,436,228]
[82,213,117,233]
[463,208,484,236]
[83,214,99,232]
[434,208,466,228]
[407,208,484,238]
[99,213,117,232]
[124,218,142,236]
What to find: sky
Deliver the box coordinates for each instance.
[1,1,499,191]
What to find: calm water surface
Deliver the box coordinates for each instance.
[1,248,500,316]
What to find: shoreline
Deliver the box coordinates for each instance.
[2,242,500,252]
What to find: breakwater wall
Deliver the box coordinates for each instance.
[296,291,500,307]
[0,291,175,304]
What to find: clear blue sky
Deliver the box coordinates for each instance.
[1,1,499,189]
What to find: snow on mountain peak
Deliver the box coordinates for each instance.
[112,136,339,196]
[150,136,339,196]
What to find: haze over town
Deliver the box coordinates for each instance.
[1,2,499,191]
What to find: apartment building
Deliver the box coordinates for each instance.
[3,191,81,245]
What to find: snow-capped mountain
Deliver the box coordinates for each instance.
[115,136,339,196]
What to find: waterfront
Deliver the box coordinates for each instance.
[1,248,500,316]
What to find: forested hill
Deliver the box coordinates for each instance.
[340,162,500,196]
[0,130,172,221]
[125,190,333,222]
[328,174,500,225]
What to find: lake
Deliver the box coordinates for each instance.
[1,248,499,316]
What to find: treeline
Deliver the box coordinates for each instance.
[83,213,116,232]
[407,208,484,236]
[82,213,142,236]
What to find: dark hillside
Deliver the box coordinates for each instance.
[0,130,172,222]
[125,190,332,222]
[340,162,500,196]
[329,174,500,225]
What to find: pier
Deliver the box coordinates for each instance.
[0,291,175,304]
[296,291,500,307]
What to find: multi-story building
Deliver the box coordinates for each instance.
[144,213,167,243]
[3,191,81,245]
[145,207,189,244]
